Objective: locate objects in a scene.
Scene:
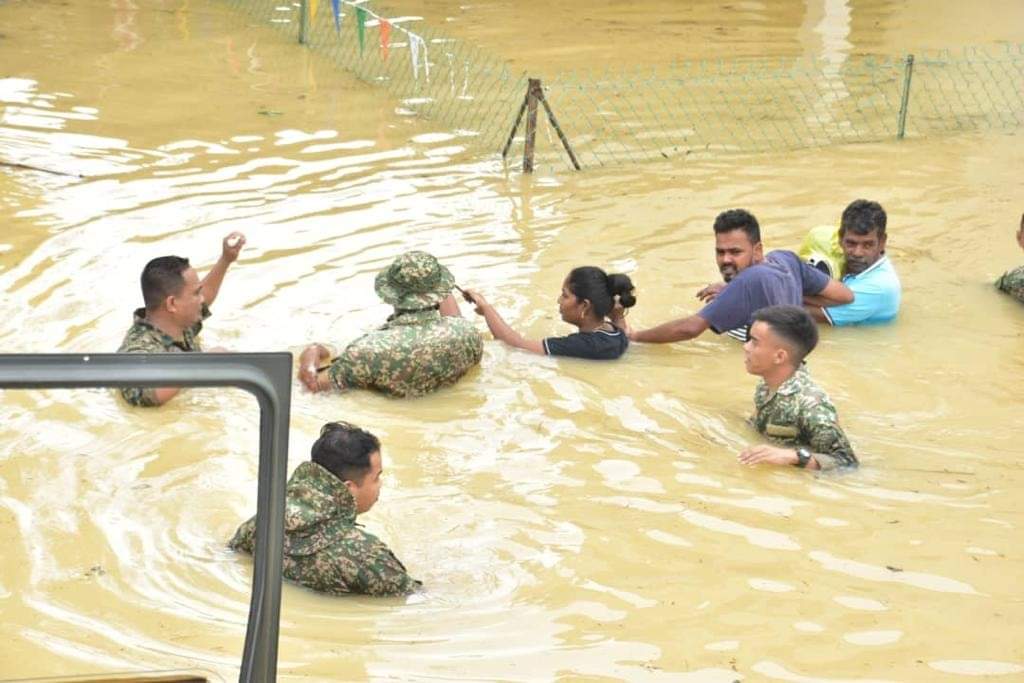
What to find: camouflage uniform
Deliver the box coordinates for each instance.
[995,265,1024,304]
[327,251,483,397]
[229,461,421,596]
[329,310,482,397]
[115,305,210,406]
[751,368,858,470]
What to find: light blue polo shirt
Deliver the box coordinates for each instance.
[823,255,901,326]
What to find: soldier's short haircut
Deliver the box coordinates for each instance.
[840,199,887,238]
[753,305,819,364]
[141,256,191,311]
[312,421,381,483]
[713,208,761,245]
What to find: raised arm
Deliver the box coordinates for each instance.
[464,290,544,354]
[200,232,246,307]
[630,314,710,343]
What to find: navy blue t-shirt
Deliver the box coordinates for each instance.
[543,325,629,360]
[698,250,829,336]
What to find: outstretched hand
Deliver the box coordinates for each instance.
[462,289,488,316]
[696,281,725,304]
[221,231,246,263]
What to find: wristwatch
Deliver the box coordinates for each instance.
[794,447,812,468]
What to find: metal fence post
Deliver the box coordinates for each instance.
[298,0,308,44]
[897,54,915,139]
[523,78,541,173]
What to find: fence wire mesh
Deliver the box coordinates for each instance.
[225,0,1024,170]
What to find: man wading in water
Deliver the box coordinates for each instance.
[625,209,853,344]
[738,305,857,471]
[117,232,246,406]
[230,421,421,596]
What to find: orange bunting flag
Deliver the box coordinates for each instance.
[379,19,391,60]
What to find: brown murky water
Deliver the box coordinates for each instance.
[1,1,1023,681]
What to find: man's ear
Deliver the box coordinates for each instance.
[343,479,358,496]
[773,345,789,367]
[753,241,764,261]
[163,294,177,313]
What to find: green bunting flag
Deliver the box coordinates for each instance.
[356,7,367,53]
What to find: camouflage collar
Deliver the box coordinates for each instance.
[131,307,189,350]
[383,308,443,328]
[289,461,357,523]
[774,368,808,397]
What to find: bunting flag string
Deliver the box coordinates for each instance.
[379,19,391,60]
[313,1,431,81]
[309,0,319,22]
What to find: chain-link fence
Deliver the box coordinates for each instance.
[225,0,1024,171]
[225,0,528,156]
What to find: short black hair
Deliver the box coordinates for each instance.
[752,305,818,364]
[312,421,381,483]
[713,208,761,245]
[141,256,191,311]
[840,199,887,238]
[566,266,637,318]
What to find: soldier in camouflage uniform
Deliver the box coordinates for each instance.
[738,305,857,471]
[117,232,246,406]
[995,213,1024,304]
[230,421,421,596]
[298,251,482,397]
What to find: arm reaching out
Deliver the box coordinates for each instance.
[463,290,544,354]
[630,314,710,343]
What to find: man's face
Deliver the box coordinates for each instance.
[347,450,383,515]
[168,267,205,327]
[841,228,886,276]
[743,321,786,376]
[715,229,761,282]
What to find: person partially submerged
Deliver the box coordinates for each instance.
[117,232,246,406]
[298,251,483,397]
[230,421,421,596]
[738,305,857,471]
[995,212,1024,304]
[463,266,637,360]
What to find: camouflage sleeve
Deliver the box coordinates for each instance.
[327,345,370,392]
[799,401,858,470]
[995,266,1024,304]
[119,386,159,407]
[228,517,257,554]
[338,534,422,596]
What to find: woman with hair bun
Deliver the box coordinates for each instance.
[463,266,636,360]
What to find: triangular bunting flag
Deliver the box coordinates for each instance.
[379,19,391,60]
[356,7,367,53]
[309,0,318,21]
[330,0,340,33]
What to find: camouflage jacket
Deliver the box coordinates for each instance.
[229,461,421,597]
[752,368,858,470]
[115,305,210,407]
[329,309,482,397]
[995,265,1024,304]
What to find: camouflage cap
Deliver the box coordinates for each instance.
[374,251,455,309]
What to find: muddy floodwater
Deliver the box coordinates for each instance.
[1,0,1023,681]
